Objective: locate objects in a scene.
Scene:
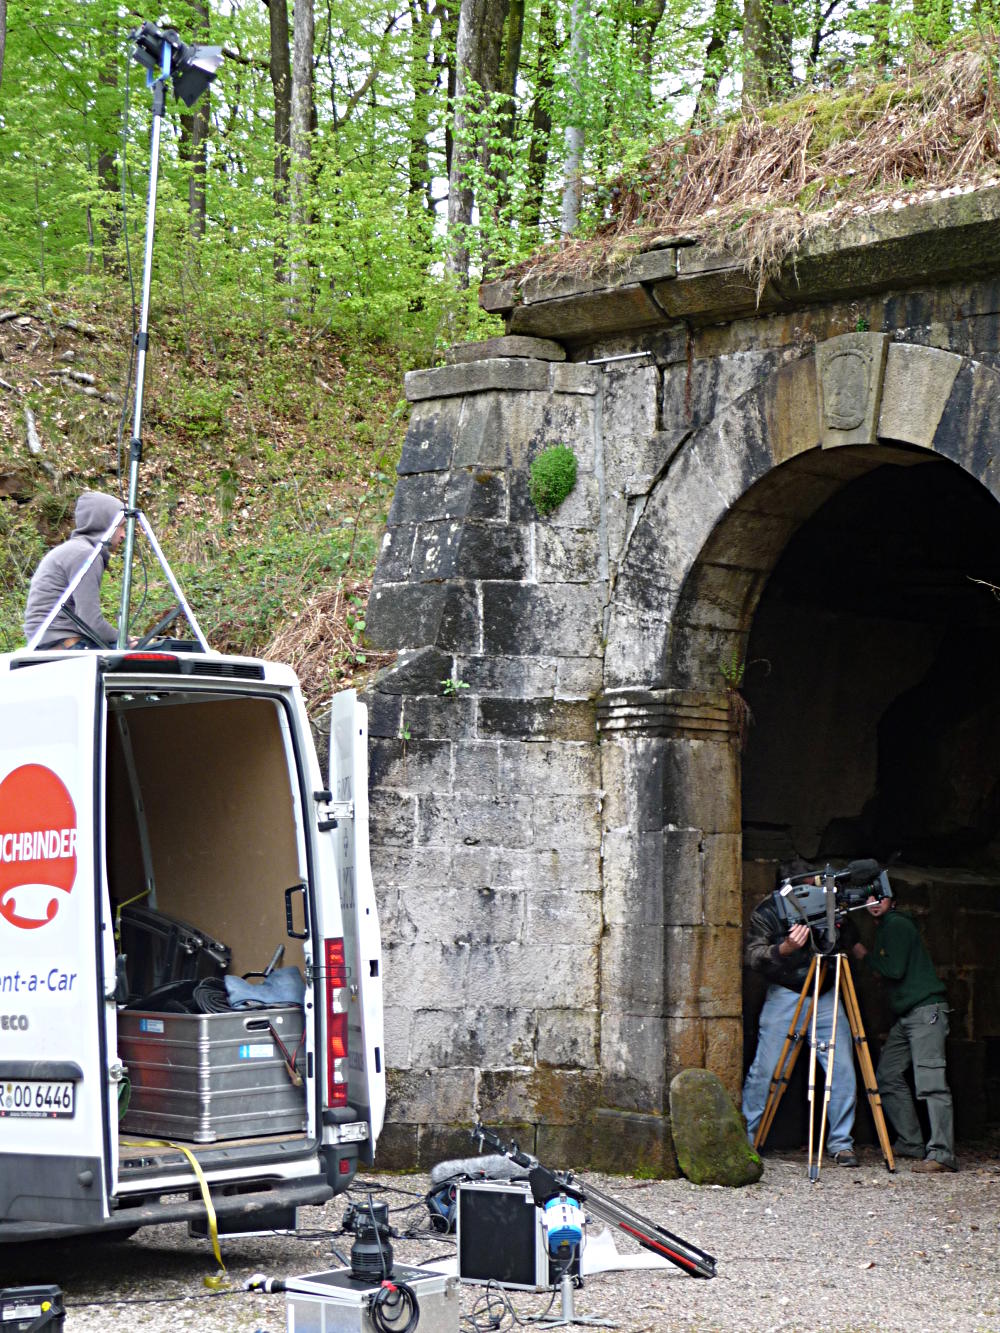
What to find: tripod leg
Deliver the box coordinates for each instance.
[754,957,818,1151]
[840,961,896,1173]
[813,954,842,1180]
[806,953,825,1182]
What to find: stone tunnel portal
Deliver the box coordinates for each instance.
[739,451,1000,1144]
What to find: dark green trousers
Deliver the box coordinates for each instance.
[875,1002,955,1167]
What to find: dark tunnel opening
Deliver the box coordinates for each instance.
[740,453,1000,1145]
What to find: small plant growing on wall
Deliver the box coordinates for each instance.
[440,677,469,697]
[720,649,769,751]
[529,444,577,516]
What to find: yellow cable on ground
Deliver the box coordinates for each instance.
[121,1138,227,1282]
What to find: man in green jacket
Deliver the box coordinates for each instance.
[852,895,956,1173]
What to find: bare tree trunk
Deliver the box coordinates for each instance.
[439,0,458,183]
[743,0,792,107]
[267,0,292,281]
[267,0,292,212]
[692,0,737,122]
[632,0,666,103]
[177,0,208,238]
[407,0,435,221]
[561,0,588,235]
[524,0,557,233]
[290,0,315,290]
[446,0,508,285]
[96,20,121,272]
[179,0,211,241]
[482,0,524,273]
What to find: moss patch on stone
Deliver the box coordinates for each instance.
[669,1068,763,1187]
[529,444,578,516]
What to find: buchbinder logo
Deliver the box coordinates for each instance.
[0,765,78,930]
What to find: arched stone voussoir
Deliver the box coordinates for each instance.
[606,365,817,688]
[930,356,1000,499]
[606,340,997,694]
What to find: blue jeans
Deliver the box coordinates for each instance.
[742,981,857,1154]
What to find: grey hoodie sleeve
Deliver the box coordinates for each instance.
[23,536,118,646]
[71,552,118,644]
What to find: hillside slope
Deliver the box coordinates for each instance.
[0,293,406,708]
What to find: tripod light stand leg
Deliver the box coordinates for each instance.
[755,956,819,1151]
[806,953,825,1182]
[814,954,842,1179]
[840,961,896,1173]
[530,1274,617,1328]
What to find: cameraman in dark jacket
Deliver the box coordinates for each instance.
[852,894,956,1172]
[742,882,859,1166]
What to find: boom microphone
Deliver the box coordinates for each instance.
[428,1154,526,1186]
[841,859,881,884]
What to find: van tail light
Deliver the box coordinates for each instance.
[324,937,349,1108]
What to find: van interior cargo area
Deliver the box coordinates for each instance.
[105,689,312,1157]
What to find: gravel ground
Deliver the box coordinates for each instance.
[3,1144,999,1332]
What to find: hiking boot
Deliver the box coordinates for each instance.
[829,1150,859,1167]
[911,1158,957,1174]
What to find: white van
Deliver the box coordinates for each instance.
[0,646,384,1242]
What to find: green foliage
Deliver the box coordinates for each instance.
[345,593,367,667]
[0,506,46,654]
[720,648,746,688]
[440,677,470,697]
[529,444,578,517]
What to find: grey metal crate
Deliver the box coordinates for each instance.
[117,1006,307,1143]
[285,1265,459,1333]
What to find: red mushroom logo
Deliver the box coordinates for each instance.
[0,765,78,930]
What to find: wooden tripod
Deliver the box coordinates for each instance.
[752,951,896,1180]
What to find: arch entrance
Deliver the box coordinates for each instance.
[602,336,1000,1146]
[741,454,1000,1143]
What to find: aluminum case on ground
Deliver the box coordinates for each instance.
[284,1264,459,1333]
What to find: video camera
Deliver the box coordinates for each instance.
[773,859,892,951]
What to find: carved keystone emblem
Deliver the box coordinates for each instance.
[816,332,889,448]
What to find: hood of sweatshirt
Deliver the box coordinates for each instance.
[72,491,124,543]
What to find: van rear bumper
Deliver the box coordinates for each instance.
[0,1175,333,1243]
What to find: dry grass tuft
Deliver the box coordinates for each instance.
[262,579,394,714]
[515,35,1000,292]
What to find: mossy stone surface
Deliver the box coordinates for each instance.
[669,1068,763,1187]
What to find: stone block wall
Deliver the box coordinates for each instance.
[366,352,612,1168]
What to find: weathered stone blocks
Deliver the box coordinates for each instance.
[365,205,1000,1168]
[878,342,961,447]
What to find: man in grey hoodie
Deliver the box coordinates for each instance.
[24,491,127,649]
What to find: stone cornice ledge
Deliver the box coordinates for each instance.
[404,354,600,402]
[480,185,1000,340]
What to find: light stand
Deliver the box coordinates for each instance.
[117,23,222,649]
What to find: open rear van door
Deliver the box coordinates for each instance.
[0,656,114,1226]
[326,690,385,1157]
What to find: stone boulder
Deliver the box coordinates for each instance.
[668,1068,763,1187]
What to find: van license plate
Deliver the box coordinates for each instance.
[0,1081,75,1118]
